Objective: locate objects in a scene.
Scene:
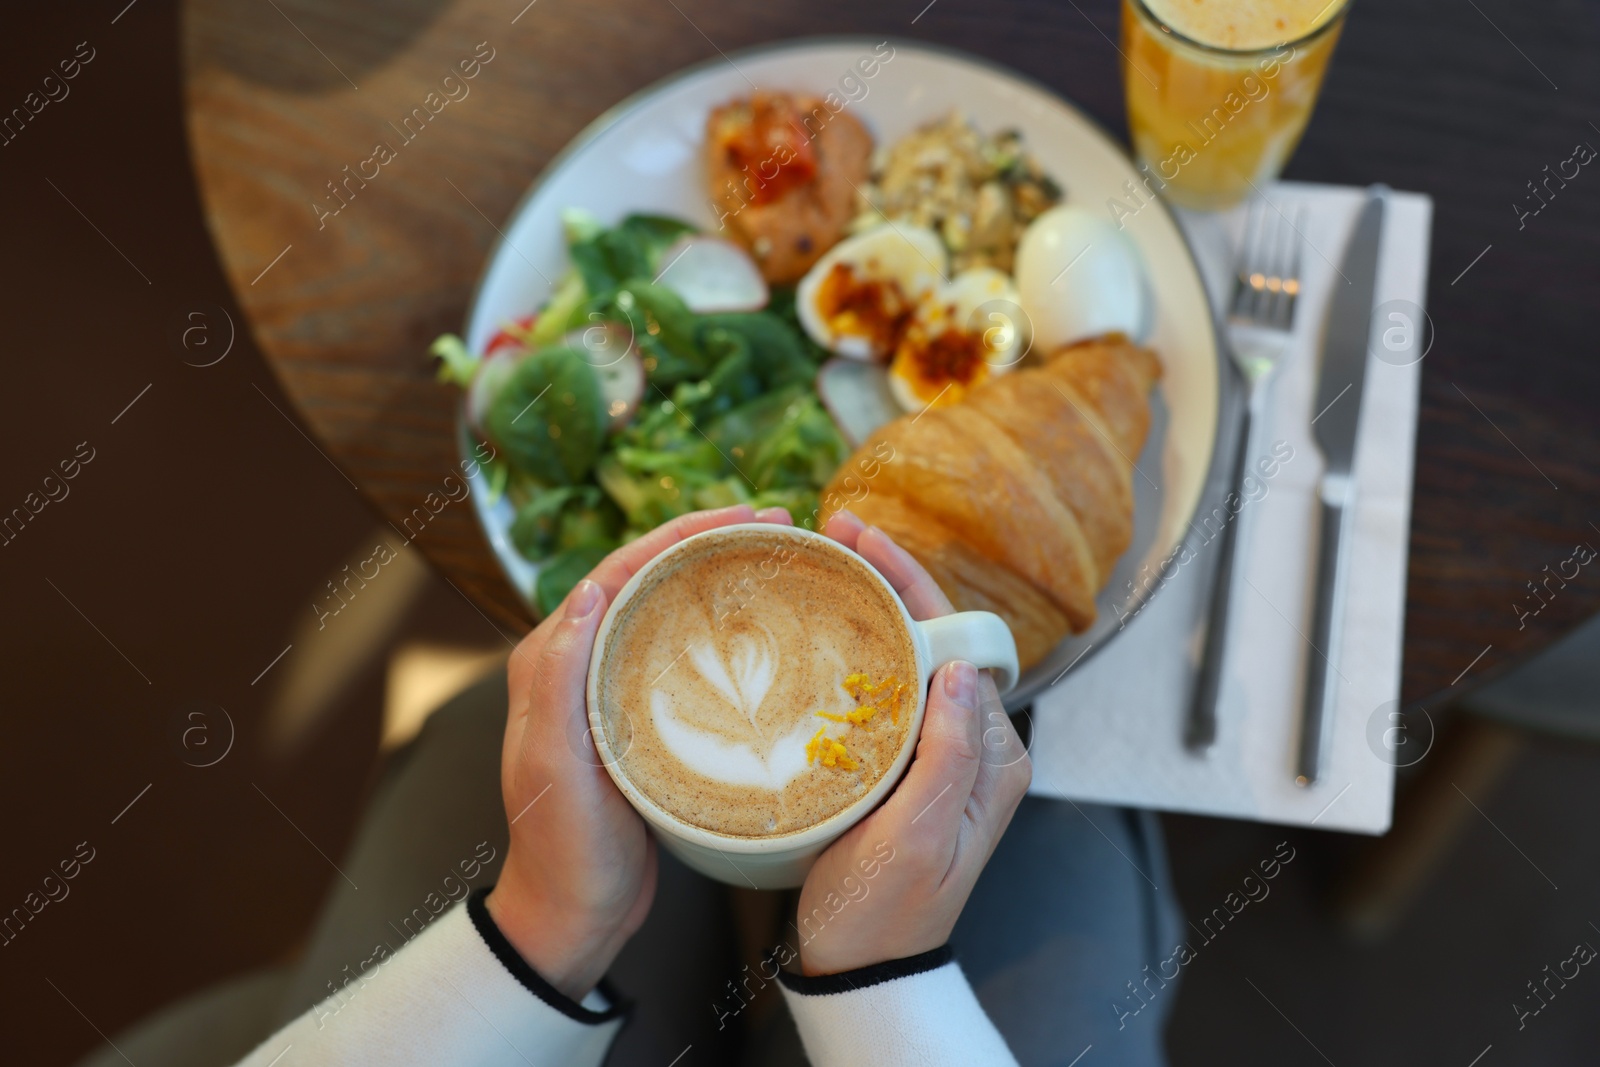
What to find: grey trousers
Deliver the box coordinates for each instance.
[80,673,1182,1067]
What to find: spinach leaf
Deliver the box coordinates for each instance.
[619,214,697,258]
[535,544,613,617]
[766,284,832,363]
[697,311,818,392]
[567,214,697,296]
[700,348,763,415]
[609,282,708,386]
[484,346,606,485]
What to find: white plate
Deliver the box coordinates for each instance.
[459,37,1220,708]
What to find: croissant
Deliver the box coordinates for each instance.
[823,336,1161,670]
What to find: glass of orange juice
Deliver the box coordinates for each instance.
[1120,0,1349,211]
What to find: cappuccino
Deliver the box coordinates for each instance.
[594,528,918,838]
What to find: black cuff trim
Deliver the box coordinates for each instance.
[466,886,629,1025]
[777,944,955,996]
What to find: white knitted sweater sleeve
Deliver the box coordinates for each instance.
[233,893,1012,1067]
[232,891,624,1067]
[778,946,1019,1066]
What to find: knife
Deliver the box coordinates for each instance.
[1296,187,1387,787]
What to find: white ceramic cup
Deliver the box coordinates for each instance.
[585,523,1020,889]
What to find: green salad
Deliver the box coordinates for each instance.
[432,211,850,616]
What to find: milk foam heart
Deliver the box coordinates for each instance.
[595,528,919,838]
[688,630,777,732]
[651,690,816,790]
[648,621,832,790]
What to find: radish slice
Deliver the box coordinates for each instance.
[655,235,769,313]
[466,348,517,435]
[565,320,635,369]
[816,358,902,447]
[466,315,537,433]
[565,324,645,430]
[594,350,644,430]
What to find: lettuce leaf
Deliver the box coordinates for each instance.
[429,333,478,387]
[711,387,848,491]
[510,485,622,561]
[590,380,846,538]
[529,271,589,347]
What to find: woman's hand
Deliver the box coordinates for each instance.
[487,503,794,1000]
[794,510,1032,976]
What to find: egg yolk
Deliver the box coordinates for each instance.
[814,261,915,358]
[893,318,990,404]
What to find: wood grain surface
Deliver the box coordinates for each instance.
[181,0,1600,705]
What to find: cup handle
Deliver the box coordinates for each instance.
[915,611,1020,694]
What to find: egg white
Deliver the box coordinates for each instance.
[1015,206,1153,352]
[796,223,948,361]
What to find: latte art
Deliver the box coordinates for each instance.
[596,529,919,838]
[650,617,828,791]
[689,627,778,734]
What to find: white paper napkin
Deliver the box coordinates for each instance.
[1025,181,1434,834]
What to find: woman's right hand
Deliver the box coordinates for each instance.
[795,511,1033,976]
[488,504,795,1000]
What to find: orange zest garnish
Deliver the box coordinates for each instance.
[805,727,858,771]
[839,673,911,725]
[805,672,911,774]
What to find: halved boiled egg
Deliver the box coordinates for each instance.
[796,223,948,361]
[1015,205,1153,351]
[887,267,1027,412]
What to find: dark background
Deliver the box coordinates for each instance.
[0,1,494,1061]
[3,1,1599,1065]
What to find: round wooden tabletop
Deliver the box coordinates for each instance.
[183,0,1600,706]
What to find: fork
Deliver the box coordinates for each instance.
[1185,199,1306,752]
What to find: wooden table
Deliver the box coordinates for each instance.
[182,0,1600,706]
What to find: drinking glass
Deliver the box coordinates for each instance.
[1120,0,1349,211]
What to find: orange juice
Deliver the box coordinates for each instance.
[1121,0,1347,211]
